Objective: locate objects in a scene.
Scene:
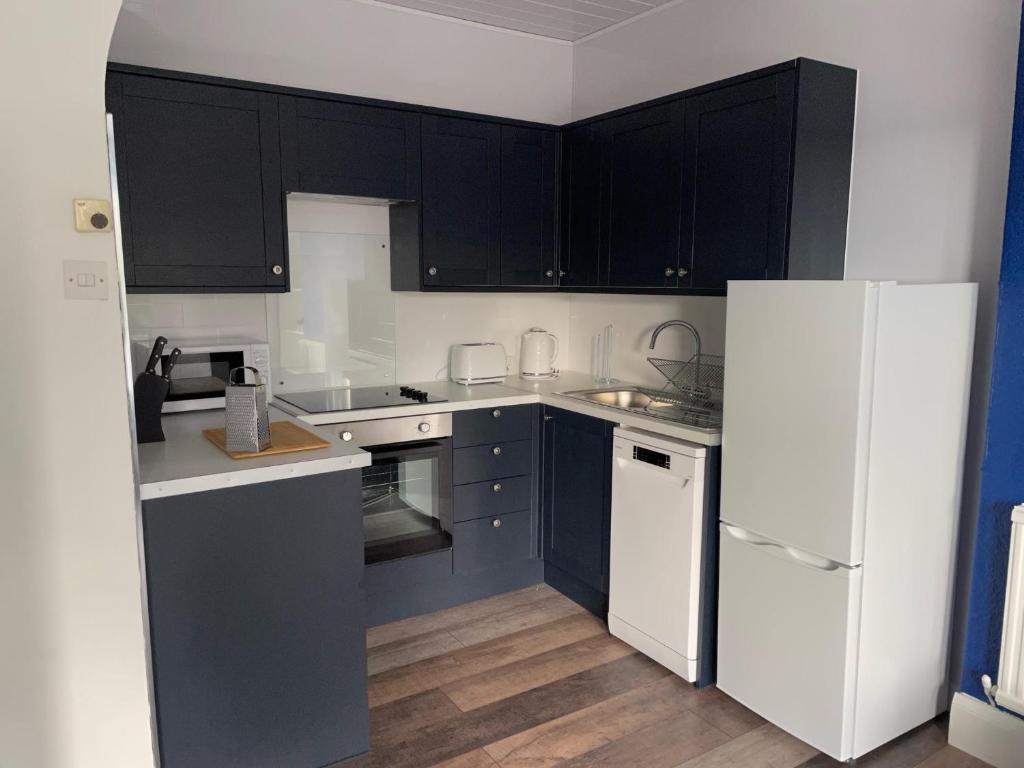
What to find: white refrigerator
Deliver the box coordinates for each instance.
[717,281,976,761]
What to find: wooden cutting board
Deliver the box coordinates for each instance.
[203,421,331,459]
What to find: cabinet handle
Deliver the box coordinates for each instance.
[545,269,554,278]
[427,266,438,276]
[492,518,502,528]
[543,414,553,422]
[272,264,284,276]
[558,270,566,278]
[492,409,501,418]
[493,482,502,493]
[678,268,689,277]
[664,267,677,278]
[492,446,502,456]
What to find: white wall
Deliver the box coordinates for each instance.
[108,0,573,123]
[0,2,156,767]
[572,0,1021,690]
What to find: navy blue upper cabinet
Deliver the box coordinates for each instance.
[279,96,421,200]
[605,102,687,288]
[559,124,607,288]
[421,115,502,287]
[106,73,287,292]
[681,73,795,291]
[499,126,559,287]
[541,406,613,616]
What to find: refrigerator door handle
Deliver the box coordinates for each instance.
[721,523,847,572]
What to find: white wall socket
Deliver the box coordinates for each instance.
[74,198,113,232]
[64,260,109,301]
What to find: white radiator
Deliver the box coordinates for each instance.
[995,505,1024,715]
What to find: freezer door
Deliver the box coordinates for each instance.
[721,280,878,565]
[717,523,862,761]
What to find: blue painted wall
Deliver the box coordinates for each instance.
[960,10,1024,704]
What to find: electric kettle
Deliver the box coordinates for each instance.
[520,328,559,380]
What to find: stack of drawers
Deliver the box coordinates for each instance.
[452,405,536,574]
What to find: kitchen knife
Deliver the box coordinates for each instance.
[162,347,182,381]
[144,336,168,375]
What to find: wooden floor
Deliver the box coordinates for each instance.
[348,584,990,768]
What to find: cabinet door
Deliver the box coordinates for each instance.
[605,102,685,288]
[542,407,613,594]
[421,115,501,287]
[559,124,606,287]
[279,96,420,200]
[499,126,558,287]
[682,73,795,291]
[107,73,286,291]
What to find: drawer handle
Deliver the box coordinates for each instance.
[492,446,502,456]
[492,409,502,418]
[493,482,502,493]
[492,518,502,528]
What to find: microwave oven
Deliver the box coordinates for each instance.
[131,337,271,413]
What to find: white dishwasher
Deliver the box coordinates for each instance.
[608,426,707,681]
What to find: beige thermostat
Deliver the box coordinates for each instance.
[74,198,113,232]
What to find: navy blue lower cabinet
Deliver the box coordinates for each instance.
[455,509,533,574]
[540,406,614,617]
[141,471,368,768]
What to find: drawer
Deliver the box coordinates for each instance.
[455,509,532,575]
[453,404,533,448]
[453,439,534,485]
[454,474,532,522]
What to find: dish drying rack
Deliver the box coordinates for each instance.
[645,320,724,421]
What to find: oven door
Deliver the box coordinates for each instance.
[362,438,453,565]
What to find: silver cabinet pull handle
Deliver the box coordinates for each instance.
[272,264,284,276]
[492,446,502,456]
[493,483,502,492]
[545,269,554,278]
[492,518,502,528]
[664,267,676,277]
[558,269,566,278]
[492,409,501,418]
[427,266,438,276]
[678,268,689,277]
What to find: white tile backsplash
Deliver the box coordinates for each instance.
[394,292,572,382]
[125,293,268,344]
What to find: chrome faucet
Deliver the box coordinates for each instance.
[649,320,702,358]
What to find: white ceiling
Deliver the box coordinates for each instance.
[369,0,678,41]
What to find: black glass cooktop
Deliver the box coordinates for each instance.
[275,385,447,414]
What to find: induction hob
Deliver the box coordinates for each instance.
[275,385,448,414]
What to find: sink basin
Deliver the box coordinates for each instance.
[560,386,722,431]
[569,388,654,409]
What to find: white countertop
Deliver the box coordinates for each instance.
[274,371,722,447]
[137,406,371,501]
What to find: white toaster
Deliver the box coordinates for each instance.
[450,343,508,385]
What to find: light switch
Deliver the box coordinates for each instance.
[63,260,108,300]
[73,199,113,232]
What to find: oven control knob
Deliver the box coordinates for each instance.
[341,431,353,442]
[418,422,431,433]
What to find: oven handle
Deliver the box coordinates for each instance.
[370,439,449,462]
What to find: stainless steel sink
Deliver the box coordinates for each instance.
[560,386,722,431]
[569,388,654,409]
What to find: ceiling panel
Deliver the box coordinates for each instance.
[373,0,677,41]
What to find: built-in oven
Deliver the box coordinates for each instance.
[334,414,453,565]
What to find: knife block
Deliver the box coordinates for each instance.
[134,371,169,443]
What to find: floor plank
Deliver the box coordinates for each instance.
[368,611,606,707]
[366,585,560,648]
[367,627,465,676]
[794,717,950,768]
[369,689,463,748]
[554,707,732,768]
[688,686,767,738]
[369,653,671,768]
[483,674,703,767]
[442,632,636,711]
[914,746,992,768]
[674,722,818,768]
[432,750,500,768]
